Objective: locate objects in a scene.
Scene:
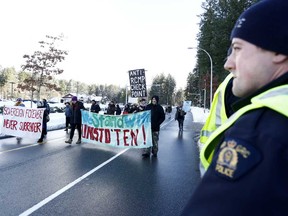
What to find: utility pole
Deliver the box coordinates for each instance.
[10,82,15,99]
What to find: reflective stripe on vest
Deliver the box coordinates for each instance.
[200,84,288,170]
[200,74,233,144]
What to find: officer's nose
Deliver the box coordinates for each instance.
[224,54,234,72]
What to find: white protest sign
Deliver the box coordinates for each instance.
[1,106,44,139]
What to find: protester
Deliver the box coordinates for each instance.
[143,95,165,157]
[122,104,130,114]
[115,104,122,115]
[129,103,138,113]
[166,105,172,119]
[175,103,186,131]
[14,98,25,143]
[90,99,101,113]
[42,99,50,136]
[106,101,115,115]
[181,1,288,215]
[137,98,146,112]
[43,99,50,115]
[37,100,49,144]
[65,96,85,144]
[15,97,25,107]
[64,102,72,132]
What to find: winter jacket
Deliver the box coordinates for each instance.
[91,104,101,113]
[115,105,122,115]
[107,103,116,115]
[145,96,165,132]
[70,101,85,124]
[175,106,186,120]
[65,105,72,117]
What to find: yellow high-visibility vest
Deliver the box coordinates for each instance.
[200,73,233,145]
[200,84,288,170]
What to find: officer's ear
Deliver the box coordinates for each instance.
[273,53,288,64]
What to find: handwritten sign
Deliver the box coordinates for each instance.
[1,106,44,139]
[183,101,192,112]
[81,110,152,148]
[128,68,147,98]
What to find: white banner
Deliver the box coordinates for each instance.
[1,106,45,139]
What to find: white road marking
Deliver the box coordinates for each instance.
[0,143,39,154]
[0,137,65,154]
[19,148,129,216]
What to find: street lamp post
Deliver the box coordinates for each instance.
[203,88,206,112]
[125,84,128,104]
[188,47,213,107]
[10,81,15,99]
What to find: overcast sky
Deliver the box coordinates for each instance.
[0,0,204,88]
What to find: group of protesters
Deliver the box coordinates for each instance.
[62,95,168,157]
[13,94,182,158]
[12,93,186,158]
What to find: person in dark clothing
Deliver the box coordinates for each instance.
[106,101,116,115]
[90,100,101,113]
[175,103,186,131]
[115,104,122,115]
[122,104,130,114]
[143,95,165,157]
[37,100,49,144]
[64,102,72,131]
[166,105,172,119]
[137,98,146,113]
[43,99,50,115]
[65,96,85,144]
[129,104,138,113]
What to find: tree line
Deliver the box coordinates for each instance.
[185,0,260,107]
[0,63,181,105]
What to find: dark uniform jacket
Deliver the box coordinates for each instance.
[181,73,288,216]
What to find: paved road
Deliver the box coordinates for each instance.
[0,111,203,216]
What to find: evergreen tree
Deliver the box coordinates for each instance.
[191,0,260,107]
[149,73,176,105]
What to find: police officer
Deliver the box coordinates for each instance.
[198,53,239,176]
[182,0,288,215]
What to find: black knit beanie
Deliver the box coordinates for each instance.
[231,0,288,55]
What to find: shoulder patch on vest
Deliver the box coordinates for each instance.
[212,138,261,180]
